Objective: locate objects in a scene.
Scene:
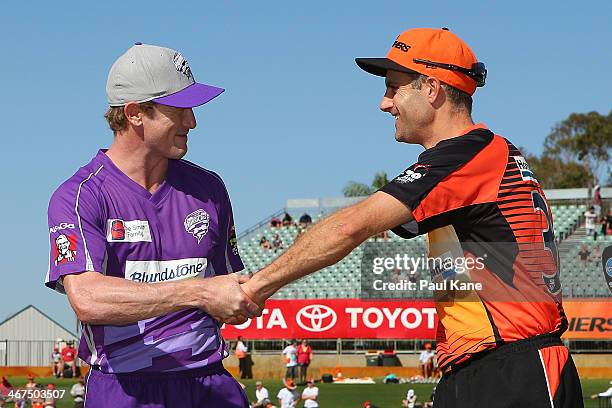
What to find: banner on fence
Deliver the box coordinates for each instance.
[222,299,611,340]
[222,299,436,339]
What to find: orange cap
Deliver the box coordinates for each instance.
[356,27,485,95]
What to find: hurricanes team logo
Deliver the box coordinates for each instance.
[54,234,77,265]
[184,209,210,244]
[173,52,194,80]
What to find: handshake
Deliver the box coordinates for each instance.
[199,272,271,326]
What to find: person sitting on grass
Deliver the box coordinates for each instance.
[70,377,86,408]
[402,389,419,408]
[277,379,298,408]
[251,380,270,408]
[301,378,319,408]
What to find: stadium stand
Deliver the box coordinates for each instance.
[238,199,610,300]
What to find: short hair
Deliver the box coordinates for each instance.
[403,72,473,115]
[104,101,156,132]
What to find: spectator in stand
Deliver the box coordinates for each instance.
[282,212,294,227]
[299,213,312,228]
[259,236,272,251]
[418,343,435,379]
[272,234,284,253]
[585,206,598,240]
[373,230,389,241]
[61,341,78,377]
[301,378,319,408]
[51,346,62,378]
[282,339,298,380]
[270,217,282,228]
[593,185,602,217]
[590,244,603,263]
[578,244,591,267]
[70,377,86,408]
[277,379,298,408]
[235,336,251,379]
[251,381,270,408]
[297,339,313,384]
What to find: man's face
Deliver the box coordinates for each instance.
[380,70,431,144]
[56,235,70,254]
[141,104,197,160]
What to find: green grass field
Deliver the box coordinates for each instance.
[4,376,610,407]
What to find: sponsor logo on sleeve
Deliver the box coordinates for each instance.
[49,222,75,233]
[513,156,539,183]
[229,225,239,256]
[124,258,207,283]
[54,234,77,265]
[106,219,152,243]
[395,164,430,183]
[184,209,210,244]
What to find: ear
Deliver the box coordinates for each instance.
[424,76,443,105]
[123,102,145,127]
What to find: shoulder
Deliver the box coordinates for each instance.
[174,159,228,190]
[49,158,106,211]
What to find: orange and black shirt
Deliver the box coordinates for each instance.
[380,124,566,369]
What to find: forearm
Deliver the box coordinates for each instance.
[65,273,200,325]
[250,206,373,299]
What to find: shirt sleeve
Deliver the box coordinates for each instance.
[46,179,106,293]
[379,129,496,238]
[211,182,244,275]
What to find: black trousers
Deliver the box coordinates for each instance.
[434,333,583,408]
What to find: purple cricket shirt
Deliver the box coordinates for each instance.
[45,150,243,373]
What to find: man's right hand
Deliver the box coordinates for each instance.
[197,273,262,325]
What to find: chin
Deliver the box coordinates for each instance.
[168,148,188,160]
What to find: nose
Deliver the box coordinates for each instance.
[380,95,394,113]
[183,108,196,129]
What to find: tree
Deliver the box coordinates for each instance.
[525,153,592,189]
[343,171,389,197]
[543,110,612,186]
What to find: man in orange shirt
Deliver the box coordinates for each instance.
[240,27,583,407]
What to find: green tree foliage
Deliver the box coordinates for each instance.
[343,171,389,197]
[543,110,611,186]
[525,153,593,189]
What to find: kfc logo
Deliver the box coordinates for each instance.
[54,234,77,265]
[184,209,210,244]
[296,305,337,332]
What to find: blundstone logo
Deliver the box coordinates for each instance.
[392,41,411,52]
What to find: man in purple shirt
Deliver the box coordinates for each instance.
[45,43,260,407]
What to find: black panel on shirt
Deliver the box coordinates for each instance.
[380,128,494,234]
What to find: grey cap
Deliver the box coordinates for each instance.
[106,43,224,108]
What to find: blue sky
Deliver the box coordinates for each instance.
[1,1,610,329]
